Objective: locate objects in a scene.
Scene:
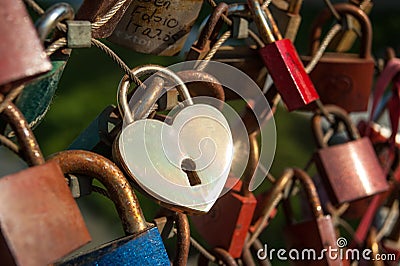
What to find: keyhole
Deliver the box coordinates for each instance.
[181,158,201,186]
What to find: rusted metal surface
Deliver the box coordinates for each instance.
[1,102,44,166]
[76,0,134,38]
[186,3,228,60]
[302,3,374,112]
[0,0,51,93]
[174,213,190,266]
[109,0,203,55]
[48,150,148,234]
[177,70,225,102]
[198,247,239,266]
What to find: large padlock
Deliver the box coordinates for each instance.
[269,0,302,42]
[247,0,319,111]
[312,105,388,205]
[191,133,259,258]
[186,2,228,60]
[76,0,134,38]
[109,0,203,55]
[49,150,170,265]
[283,168,341,266]
[0,100,90,266]
[113,65,233,214]
[302,3,374,112]
[0,0,52,93]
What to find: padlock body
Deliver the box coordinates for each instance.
[0,0,51,92]
[191,181,257,258]
[270,4,301,42]
[284,216,341,266]
[109,0,203,55]
[314,137,388,205]
[56,226,169,265]
[302,53,374,112]
[0,162,91,266]
[259,39,319,111]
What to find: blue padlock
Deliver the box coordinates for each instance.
[49,150,170,266]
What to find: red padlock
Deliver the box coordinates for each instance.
[247,0,319,111]
[302,3,375,112]
[191,133,259,258]
[283,168,341,266]
[312,105,389,205]
[0,0,51,93]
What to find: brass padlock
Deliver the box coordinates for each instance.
[283,168,341,266]
[0,100,90,266]
[109,0,203,55]
[328,0,373,52]
[312,105,389,205]
[302,3,374,112]
[269,0,303,42]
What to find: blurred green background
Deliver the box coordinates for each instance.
[2,0,400,264]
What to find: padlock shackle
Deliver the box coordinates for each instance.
[247,0,276,44]
[309,3,372,59]
[118,65,193,124]
[292,168,324,219]
[312,105,360,149]
[48,150,148,234]
[241,132,259,196]
[35,3,75,42]
[0,100,44,166]
[177,70,225,102]
[195,3,228,51]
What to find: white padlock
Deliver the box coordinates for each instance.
[114,65,233,214]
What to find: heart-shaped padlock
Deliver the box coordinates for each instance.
[114,65,233,214]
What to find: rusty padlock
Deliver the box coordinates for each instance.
[0,0,52,93]
[302,3,375,112]
[247,0,319,111]
[191,133,259,258]
[283,168,341,266]
[186,2,228,60]
[76,0,134,38]
[109,0,203,55]
[0,100,90,266]
[312,105,389,205]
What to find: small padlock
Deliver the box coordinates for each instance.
[247,0,319,111]
[186,2,228,60]
[76,0,134,38]
[269,0,302,41]
[113,65,233,214]
[0,101,90,266]
[49,150,170,265]
[191,133,259,258]
[302,3,375,112]
[328,0,373,52]
[109,0,203,55]
[283,168,341,266]
[312,105,389,205]
[0,0,52,93]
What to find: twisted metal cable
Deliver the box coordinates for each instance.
[0,134,20,156]
[0,85,25,115]
[323,0,341,21]
[189,236,216,262]
[45,37,67,56]
[23,0,44,15]
[91,38,143,87]
[92,0,128,30]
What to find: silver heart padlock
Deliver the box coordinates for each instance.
[113,65,233,214]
